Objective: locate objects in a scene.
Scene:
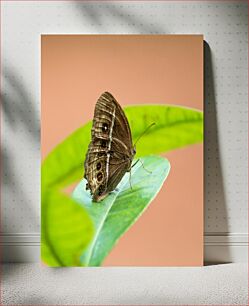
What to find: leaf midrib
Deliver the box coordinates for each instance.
[84,164,142,266]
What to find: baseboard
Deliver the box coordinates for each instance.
[1,233,40,263]
[1,232,248,263]
[204,232,248,263]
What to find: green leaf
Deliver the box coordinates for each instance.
[42,105,202,188]
[41,187,94,266]
[125,105,203,156]
[72,156,170,266]
[41,122,91,188]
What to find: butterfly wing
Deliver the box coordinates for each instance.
[84,92,134,202]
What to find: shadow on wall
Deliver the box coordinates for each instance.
[1,67,40,141]
[1,67,40,233]
[204,41,230,263]
[74,2,165,34]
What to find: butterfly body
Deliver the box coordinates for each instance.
[84,92,135,202]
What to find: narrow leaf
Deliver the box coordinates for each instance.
[125,105,203,156]
[72,156,170,266]
[42,105,202,188]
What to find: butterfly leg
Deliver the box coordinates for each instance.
[129,170,133,190]
[133,159,152,174]
[131,159,139,168]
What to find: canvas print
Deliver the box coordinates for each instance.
[41,35,203,267]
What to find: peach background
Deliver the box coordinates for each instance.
[41,35,203,266]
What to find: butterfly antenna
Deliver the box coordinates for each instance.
[134,122,156,146]
[129,170,133,190]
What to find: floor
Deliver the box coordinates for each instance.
[2,263,248,305]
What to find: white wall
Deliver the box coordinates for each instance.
[1,0,248,263]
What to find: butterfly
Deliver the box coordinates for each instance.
[84,92,136,202]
